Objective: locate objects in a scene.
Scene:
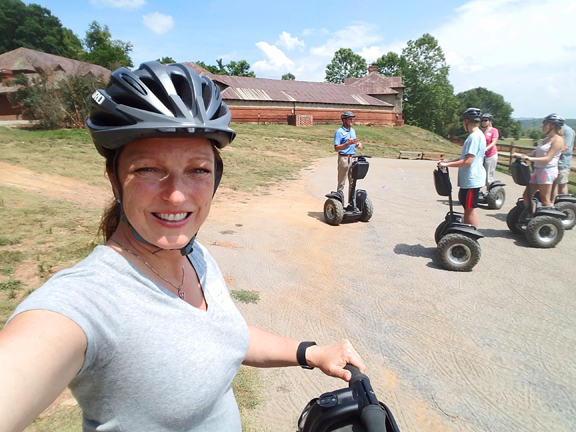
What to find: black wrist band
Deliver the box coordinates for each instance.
[297,341,317,369]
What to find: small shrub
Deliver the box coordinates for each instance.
[231,290,260,304]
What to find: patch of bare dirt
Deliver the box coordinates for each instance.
[0,162,109,208]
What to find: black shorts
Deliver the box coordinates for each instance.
[458,188,480,209]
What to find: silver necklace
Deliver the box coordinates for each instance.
[110,239,186,300]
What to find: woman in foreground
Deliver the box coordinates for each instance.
[0,61,364,432]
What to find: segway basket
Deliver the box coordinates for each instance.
[351,157,370,180]
[510,159,531,186]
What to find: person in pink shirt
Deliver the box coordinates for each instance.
[481,113,499,194]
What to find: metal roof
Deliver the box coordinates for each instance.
[182,62,393,107]
[0,47,110,78]
[345,72,405,95]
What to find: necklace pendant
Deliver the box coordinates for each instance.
[178,289,185,300]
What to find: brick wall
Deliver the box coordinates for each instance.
[287,114,313,126]
[228,105,401,126]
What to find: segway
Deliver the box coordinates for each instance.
[297,365,401,432]
[478,180,506,209]
[324,155,373,226]
[533,190,576,230]
[433,167,483,272]
[506,157,566,247]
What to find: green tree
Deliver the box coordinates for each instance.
[0,0,84,59]
[526,128,543,144]
[156,56,176,64]
[195,59,255,77]
[325,48,367,84]
[281,72,296,80]
[453,87,520,139]
[374,52,402,76]
[82,21,133,69]
[225,60,255,77]
[400,34,458,137]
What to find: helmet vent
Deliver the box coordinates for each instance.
[121,74,147,96]
[201,82,211,111]
[139,76,173,114]
[171,74,193,112]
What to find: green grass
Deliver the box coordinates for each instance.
[232,366,266,432]
[231,289,260,304]
[25,405,82,432]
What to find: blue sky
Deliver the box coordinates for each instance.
[28,0,576,118]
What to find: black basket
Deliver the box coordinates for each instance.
[351,159,369,180]
[510,160,531,186]
[433,168,452,197]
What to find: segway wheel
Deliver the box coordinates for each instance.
[434,221,447,244]
[525,216,564,248]
[506,206,524,235]
[437,233,481,272]
[486,186,505,210]
[359,197,373,222]
[324,198,344,226]
[555,202,576,230]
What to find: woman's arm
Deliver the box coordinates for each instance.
[0,310,87,432]
[485,135,498,152]
[242,325,365,381]
[523,137,564,164]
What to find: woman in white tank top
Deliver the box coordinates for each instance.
[512,114,564,209]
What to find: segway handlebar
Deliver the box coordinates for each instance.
[344,365,388,432]
[353,154,372,159]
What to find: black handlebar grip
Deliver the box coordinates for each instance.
[360,404,387,432]
[344,364,369,385]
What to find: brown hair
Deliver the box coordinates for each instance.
[97,143,222,241]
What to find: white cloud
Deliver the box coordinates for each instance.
[90,0,145,8]
[252,42,295,76]
[276,32,305,51]
[359,46,384,64]
[142,13,174,35]
[309,23,382,57]
[302,28,314,36]
[433,0,576,116]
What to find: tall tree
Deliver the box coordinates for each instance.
[225,60,255,77]
[0,0,83,59]
[83,21,133,69]
[453,87,520,139]
[400,34,458,137]
[195,59,255,77]
[325,48,367,84]
[374,52,402,77]
[281,72,295,80]
[156,56,176,64]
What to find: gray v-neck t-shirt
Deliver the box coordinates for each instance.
[9,243,250,431]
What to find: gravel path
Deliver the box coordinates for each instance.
[203,157,576,432]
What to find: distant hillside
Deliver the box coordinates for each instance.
[517,118,576,130]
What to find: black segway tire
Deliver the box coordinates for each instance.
[324,198,344,226]
[437,233,481,272]
[434,221,447,244]
[359,197,373,222]
[555,201,576,230]
[486,186,505,209]
[525,216,564,248]
[506,206,524,235]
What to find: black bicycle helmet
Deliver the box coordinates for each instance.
[543,113,565,127]
[87,61,236,159]
[481,113,493,121]
[460,108,482,121]
[341,111,356,119]
[87,61,236,256]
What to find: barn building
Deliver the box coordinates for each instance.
[185,63,404,127]
[0,47,110,120]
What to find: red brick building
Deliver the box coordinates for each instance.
[185,63,404,127]
[0,47,110,120]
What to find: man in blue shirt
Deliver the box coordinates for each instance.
[551,120,575,202]
[334,111,362,208]
[438,108,486,228]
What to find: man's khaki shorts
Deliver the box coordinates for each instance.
[555,168,570,185]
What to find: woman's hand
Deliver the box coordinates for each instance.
[305,339,366,381]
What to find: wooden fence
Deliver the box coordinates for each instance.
[496,142,576,186]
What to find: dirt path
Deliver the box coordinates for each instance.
[4,159,576,432]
